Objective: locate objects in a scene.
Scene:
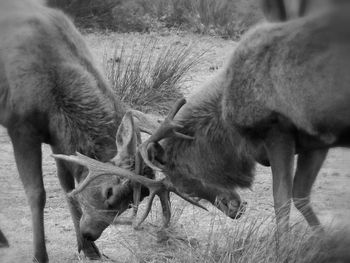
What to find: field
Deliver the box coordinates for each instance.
[1,32,350,263]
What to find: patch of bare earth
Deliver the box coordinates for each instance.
[1,33,349,263]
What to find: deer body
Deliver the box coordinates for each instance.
[223,14,350,147]
[146,6,350,229]
[0,0,152,262]
[49,0,350,240]
[158,73,256,216]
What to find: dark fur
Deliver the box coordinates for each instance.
[261,0,310,22]
[222,8,350,147]
[154,3,350,223]
[163,89,256,196]
[0,0,140,261]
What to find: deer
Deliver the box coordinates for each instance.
[0,0,164,262]
[0,0,234,261]
[54,0,350,236]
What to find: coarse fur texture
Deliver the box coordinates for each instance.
[146,2,350,231]
[164,71,256,194]
[222,7,350,147]
[0,0,153,262]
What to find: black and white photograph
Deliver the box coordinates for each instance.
[0,0,350,262]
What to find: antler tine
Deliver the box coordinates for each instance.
[171,188,208,211]
[139,98,194,172]
[131,151,143,220]
[168,98,186,119]
[52,152,207,229]
[139,142,163,172]
[51,152,163,196]
[132,177,208,228]
[52,152,110,196]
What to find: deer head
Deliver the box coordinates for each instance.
[53,105,206,236]
[57,112,155,241]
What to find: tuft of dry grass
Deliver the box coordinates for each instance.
[104,196,350,263]
[104,37,207,114]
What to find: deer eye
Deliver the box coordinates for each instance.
[105,187,113,200]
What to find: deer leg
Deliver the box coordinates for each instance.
[8,128,48,263]
[293,149,328,227]
[0,229,9,247]
[54,159,101,260]
[265,129,295,234]
[298,0,309,16]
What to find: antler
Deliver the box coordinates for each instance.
[52,152,207,228]
[52,152,157,196]
[139,98,194,171]
[52,98,203,228]
[131,98,197,227]
[132,176,207,228]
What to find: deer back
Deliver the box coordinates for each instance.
[0,0,125,159]
[223,6,350,145]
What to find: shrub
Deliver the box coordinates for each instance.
[47,0,119,17]
[48,0,262,39]
[123,208,350,263]
[104,38,207,114]
[111,1,152,33]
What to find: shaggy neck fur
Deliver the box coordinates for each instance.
[38,6,127,163]
[162,70,256,194]
[51,71,125,162]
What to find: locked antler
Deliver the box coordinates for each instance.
[52,153,206,228]
[139,98,194,171]
[131,98,199,227]
[52,98,204,228]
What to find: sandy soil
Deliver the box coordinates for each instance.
[0,33,349,263]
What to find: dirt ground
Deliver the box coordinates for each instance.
[0,33,350,263]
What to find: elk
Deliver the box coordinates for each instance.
[56,0,350,234]
[0,0,162,262]
[0,0,224,261]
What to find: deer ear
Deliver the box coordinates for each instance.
[113,111,138,166]
[130,110,162,135]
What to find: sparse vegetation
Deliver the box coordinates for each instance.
[108,198,350,263]
[47,0,263,39]
[2,2,349,263]
[104,37,207,114]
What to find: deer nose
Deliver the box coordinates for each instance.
[82,231,97,241]
[80,216,106,242]
[215,197,247,219]
[232,201,247,219]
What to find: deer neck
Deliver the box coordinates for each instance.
[51,80,126,162]
[161,72,256,193]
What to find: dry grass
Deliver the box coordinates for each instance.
[138,0,260,39]
[187,0,247,39]
[104,37,207,114]
[50,0,261,39]
[114,200,350,263]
